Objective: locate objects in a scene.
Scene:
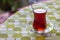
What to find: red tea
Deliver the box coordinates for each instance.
[33,9,47,31]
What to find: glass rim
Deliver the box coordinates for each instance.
[33,8,47,14]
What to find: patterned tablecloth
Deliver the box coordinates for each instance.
[0,0,60,40]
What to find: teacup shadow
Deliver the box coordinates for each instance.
[30,33,46,40]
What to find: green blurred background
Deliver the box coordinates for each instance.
[0,0,29,12]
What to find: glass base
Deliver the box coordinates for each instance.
[30,29,51,37]
[30,25,53,37]
[30,25,53,33]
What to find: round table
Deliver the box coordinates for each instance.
[0,0,60,40]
